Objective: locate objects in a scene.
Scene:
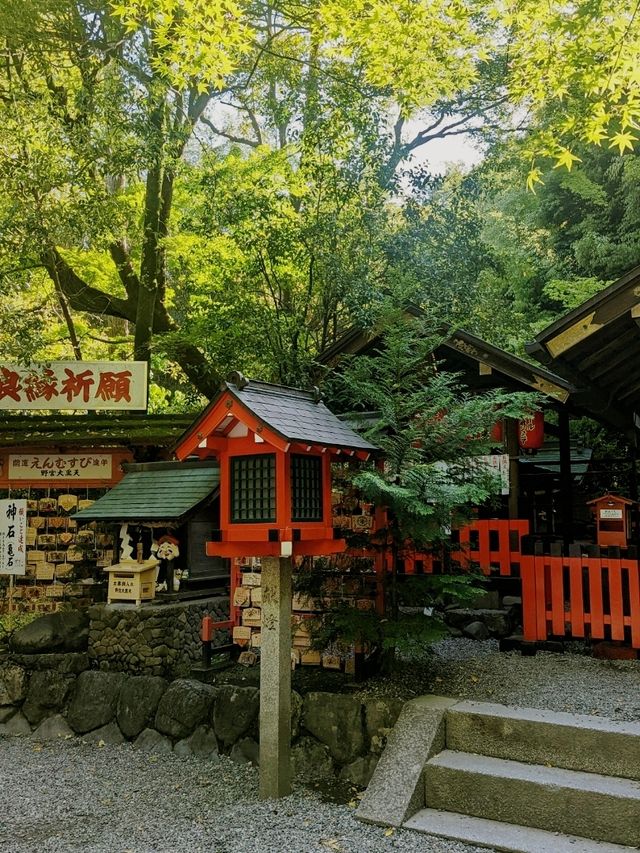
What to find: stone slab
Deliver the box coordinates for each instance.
[446,701,640,780]
[404,809,636,853]
[425,750,640,847]
[355,695,457,828]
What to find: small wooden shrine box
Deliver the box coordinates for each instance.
[587,493,636,548]
[106,558,158,605]
[174,373,377,559]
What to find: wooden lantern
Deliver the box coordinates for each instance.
[518,411,544,449]
[587,493,636,548]
[174,374,377,559]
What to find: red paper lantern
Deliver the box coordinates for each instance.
[518,411,544,449]
[490,420,504,443]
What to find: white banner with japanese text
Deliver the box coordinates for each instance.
[9,453,113,481]
[0,362,147,410]
[0,499,27,575]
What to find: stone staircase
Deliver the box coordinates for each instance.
[357,698,640,852]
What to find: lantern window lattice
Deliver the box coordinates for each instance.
[231,453,276,523]
[291,454,323,522]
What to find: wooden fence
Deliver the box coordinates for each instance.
[521,552,640,649]
[397,519,531,577]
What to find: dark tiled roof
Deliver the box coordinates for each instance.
[226,379,378,452]
[75,461,219,521]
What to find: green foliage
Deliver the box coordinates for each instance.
[0,610,39,640]
[336,311,536,548]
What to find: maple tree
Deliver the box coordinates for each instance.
[0,0,637,398]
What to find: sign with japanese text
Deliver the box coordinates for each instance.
[477,454,510,495]
[0,362,147,410]
[600,508,623,519]
[0,499,27,575]
[8,453,113,481]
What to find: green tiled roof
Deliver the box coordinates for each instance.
[75,461,219,522]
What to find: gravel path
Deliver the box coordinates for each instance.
[0,739,485,853]
[2,639,639,852]
[354,638,640,721]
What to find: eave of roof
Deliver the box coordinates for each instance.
[74,460,220,521]
[319,317,573,403]
[0,413,197,448]
[526,265,640,362]
[526,265,640,434]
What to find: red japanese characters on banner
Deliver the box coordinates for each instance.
[518,411,544,449]
[0,362,147,411]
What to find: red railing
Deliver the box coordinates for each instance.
[452,519,530,576]
[398,519,530,577]
[521,553,640,648]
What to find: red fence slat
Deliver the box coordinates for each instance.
[568,558,585,638]
[587,558,605,639]
[608,560,625,642]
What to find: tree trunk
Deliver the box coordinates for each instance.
[135,97,165,366]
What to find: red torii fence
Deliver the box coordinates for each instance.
[399,519,640,650]
[521,550,640,649]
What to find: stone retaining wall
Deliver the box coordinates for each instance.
[88,597,230,677]
[0,654,403,787]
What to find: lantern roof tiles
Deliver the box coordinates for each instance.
[74,460,220,521]
[175,376,378,456]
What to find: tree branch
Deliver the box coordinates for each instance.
[200,116,261,148]
[41,248,134,320]
[108,241,140,303]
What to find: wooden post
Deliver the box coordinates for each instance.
[505,418,520,520]
[8,575,14,614]
[558,407,573,548]
[259,554,292,799]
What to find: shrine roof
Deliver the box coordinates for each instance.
[526,263,640,435]
[75,460,219,521]
[177,377,378,455]
[0,413,197,448]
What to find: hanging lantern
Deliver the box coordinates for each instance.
[490,420,504,443]
[518,411,544,449]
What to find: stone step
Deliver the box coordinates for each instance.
[424,750,640,847]
[404,809,637,853]
[446,701,640,780]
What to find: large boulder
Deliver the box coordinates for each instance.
[22,670,75,726]
[66,671,126,734]
[133,728,173,754]
[339,754,379,788]
[364,697,404,752]
[212,685,260,749]
[302,692,365,765]
[11,653,90,675]
[32,714,74,741]
[0,664,27,705]
[155,679,217,740]
[117,676,167,740]
[0,710,31,736]
[174,725,219,758]
[82,722,126,746]
[291,736,334,781]
[10,611,89,654]
[229,737,259,766]
[463,620,490,641]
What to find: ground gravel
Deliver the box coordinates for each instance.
[354,638,640,721]
[0,738,487,853]
[2,639,638,852]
